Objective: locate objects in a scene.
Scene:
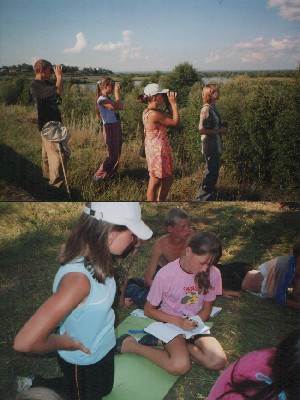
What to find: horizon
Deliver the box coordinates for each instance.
[0,0,299,72]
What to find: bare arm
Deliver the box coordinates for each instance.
[101,84,123,110]
[54,65,63,96]
[14,273,91,354]
[144,239,164,287]
[149,92,180,127]
[222,289,241,299]
[197,300,214,322]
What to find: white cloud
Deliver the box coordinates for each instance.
[121,46,141,61]
[94,41,123,51]
[267,0,300,21]
[94,30,134,52]
[93,30,142,62]
[64,32,87,54]
[231,34,300,65]
[204,52,220,64]
[234,37,264,49]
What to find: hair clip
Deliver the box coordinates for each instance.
[255,373,272,385]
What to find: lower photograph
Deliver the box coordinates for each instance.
[1,201,299,400]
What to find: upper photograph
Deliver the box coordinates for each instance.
[0,0,299,202]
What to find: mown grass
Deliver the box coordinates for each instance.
[1,202,299,399]
[0,104,297,201]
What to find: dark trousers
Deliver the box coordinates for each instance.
[94,122,122,179]
[125,278,150,309]
[195,153,220,201]
[33,349,114,400]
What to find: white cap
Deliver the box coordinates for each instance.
[83,202,153,240]
[144,83,169,97]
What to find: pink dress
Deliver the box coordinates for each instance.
[143,109,173,179]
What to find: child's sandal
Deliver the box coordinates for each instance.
[138,333,159,347]
[114,334,131,354]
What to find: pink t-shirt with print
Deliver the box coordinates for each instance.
[206,347,276,400]
[147,258,222,317]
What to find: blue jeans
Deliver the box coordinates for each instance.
[195,153,220,201]
[125,278,150,309]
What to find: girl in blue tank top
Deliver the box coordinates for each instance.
[14,202,152,400]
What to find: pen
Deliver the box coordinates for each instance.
[180,312,198,327]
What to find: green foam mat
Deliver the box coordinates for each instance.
[104,315,213,400]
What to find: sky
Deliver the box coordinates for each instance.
[0,0,299,72]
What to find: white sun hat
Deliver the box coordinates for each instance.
[83,202,153,240]
[143,83,169,97]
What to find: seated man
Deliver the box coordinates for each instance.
[241,241,300,308]
[124,208,194,308]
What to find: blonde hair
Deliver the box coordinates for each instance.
[16,387,63,400]
[202,84,218,104]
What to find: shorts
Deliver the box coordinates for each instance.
[185,333,212,344]
[217,262,253,291]
[258,263,270,298]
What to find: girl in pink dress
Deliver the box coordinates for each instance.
[137,83,180,201]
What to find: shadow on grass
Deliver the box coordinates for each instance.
[0,143,81,200]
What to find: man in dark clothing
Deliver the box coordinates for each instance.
[31,59,70,188]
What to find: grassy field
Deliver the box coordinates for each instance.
[1,104,298,202]
[1,201,299,399]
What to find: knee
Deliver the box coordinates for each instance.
[168,358,191,376]
[207,353,227,371]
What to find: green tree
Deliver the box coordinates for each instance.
[119,75,135,95]
[160,62,203,108]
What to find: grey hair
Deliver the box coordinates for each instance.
[164,208,189,227]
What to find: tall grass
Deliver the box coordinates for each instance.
[1,70,299,201]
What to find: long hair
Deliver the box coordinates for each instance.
[215,327,300,399]
[57,209,127,283]
[202,83,218,104]
[188,232,222,294]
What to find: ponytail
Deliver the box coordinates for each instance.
[136,94,153,104]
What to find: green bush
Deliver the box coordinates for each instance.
[0,77,32,105]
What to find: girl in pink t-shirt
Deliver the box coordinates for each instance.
[115,232,227,375]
